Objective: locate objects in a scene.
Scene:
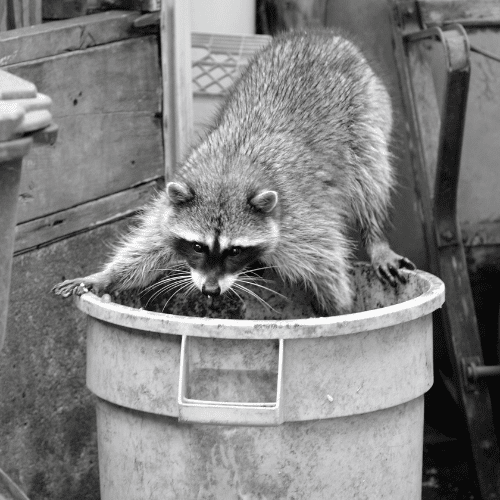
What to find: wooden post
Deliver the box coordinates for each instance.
[160,0,193,181]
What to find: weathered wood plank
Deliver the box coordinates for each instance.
[0,10,142,66]
[418,0,500,26]
[5,36,163,224]
[14,179,162,254]
[12,88,215,251]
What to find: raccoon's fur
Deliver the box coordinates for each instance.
[53,29,415,315]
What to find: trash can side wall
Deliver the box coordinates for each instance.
[86,319,182,417]
[86,313,433,422]
[283,314,433,421]
[96,396,424,500]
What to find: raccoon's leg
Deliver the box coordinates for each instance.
[351,155,415,285]
[52,241,173,298]
[307,262,354,316]
[266,226,354,315]
[52,243,173,298]
[350,77,416,285]
[353,166,415,286]
[52,210,174,298]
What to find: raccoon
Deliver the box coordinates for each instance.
[52,29,415,315]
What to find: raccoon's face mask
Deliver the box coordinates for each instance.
[166,181,279,298]
[175,239,265,297]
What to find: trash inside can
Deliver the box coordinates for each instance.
[76,263,444,499]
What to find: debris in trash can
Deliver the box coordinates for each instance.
[112,268,320,320]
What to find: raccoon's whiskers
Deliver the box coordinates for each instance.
[140,263,190,293]
[242,265,278,274]
[140,272,191,295]
[228,287,245,305]
[149,278,192,299]
[181,283,197,300]
[145,278,192,307]
[239,272,272,283]
[232,283,279,313]
[161,281,194,313]
[237,277,289,301]
[154,263,188,272]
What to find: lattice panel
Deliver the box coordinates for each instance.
[192,33,271,95]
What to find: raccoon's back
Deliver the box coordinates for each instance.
[214,30,388,145]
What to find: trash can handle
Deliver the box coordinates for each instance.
[177,336,285,426]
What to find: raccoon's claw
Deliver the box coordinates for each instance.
[368,240,416,287]
[376,263,401,286]
[52,278,92,298]
[375,255,416,287]
[399,257,416,271]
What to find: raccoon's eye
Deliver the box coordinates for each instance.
[227,246,241,257]
[192,242,204,253]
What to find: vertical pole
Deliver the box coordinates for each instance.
[160,0,193,181]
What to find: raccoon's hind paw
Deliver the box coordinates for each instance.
[371,250,416,287]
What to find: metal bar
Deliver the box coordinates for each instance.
[467,363,500,383]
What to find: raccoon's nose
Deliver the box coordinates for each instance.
[202,283,221,297]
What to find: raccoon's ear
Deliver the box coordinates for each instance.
[250,190,278,213]
[166,182,194,205]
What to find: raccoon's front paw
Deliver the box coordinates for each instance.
[367,240,416,287]
[372,252,416,287]
[52,278,93,298]
[52,271,110,298]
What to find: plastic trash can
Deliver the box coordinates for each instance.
[77,264,444,499]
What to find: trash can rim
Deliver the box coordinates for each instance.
[76,268,444,339]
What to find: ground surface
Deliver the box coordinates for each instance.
[422,425,477,500]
